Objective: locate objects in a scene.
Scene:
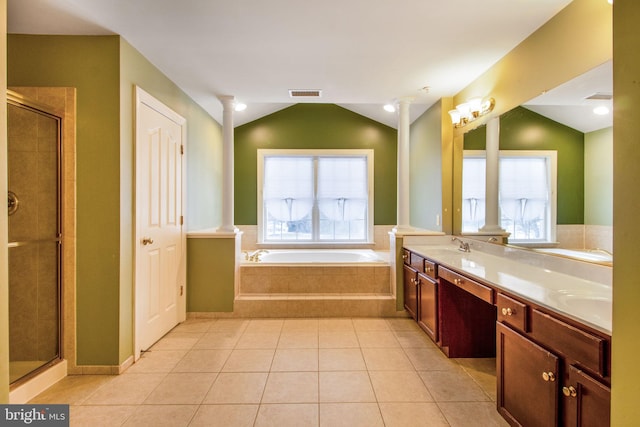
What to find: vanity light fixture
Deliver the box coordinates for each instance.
[449,96,495,128]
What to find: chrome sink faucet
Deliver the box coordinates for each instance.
[452,237,471,252]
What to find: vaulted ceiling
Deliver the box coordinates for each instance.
[8,0,575,128]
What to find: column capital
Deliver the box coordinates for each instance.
[397,96,415,105]
[217,95,235,108]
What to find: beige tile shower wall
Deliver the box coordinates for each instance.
[10,87,77,373]
[236,225,394,250]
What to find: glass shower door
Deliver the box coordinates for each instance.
[7,94,63,385]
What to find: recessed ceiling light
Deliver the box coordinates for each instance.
[383,104,396,113]
[234,102,247,112]
[593,106,610,115]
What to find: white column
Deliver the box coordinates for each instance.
[480,117,506,233]
[217,95,238,233]
[394,98,413,232]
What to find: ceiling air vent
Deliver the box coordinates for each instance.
[585,92,613,101]
[289,89,322,98]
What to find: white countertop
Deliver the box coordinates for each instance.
[404,245,612,335]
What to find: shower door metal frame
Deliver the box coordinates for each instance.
[7,90,64,386]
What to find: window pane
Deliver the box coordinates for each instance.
[462,157,486,232]
[263,157,313,240]
[499,157,549,241]
[260,152,371,243]
[318,157,367,240]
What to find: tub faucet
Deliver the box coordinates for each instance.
[452,237,470,252]
[246,249,269,262]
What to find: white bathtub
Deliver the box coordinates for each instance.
[238,249,391,296]
[242,249,389,265]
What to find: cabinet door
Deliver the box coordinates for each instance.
[562,365,610,427]
[417,273,437,342]
[403,264,418,321]
[497,322,559,427]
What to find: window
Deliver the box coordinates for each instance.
[258,149,373,243]
[462,150,557,243]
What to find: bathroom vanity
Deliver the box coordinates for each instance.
[402,242,611,427]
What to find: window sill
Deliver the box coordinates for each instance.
[256,242,376,250]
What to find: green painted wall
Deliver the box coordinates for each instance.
[8,35,122,365]
[464,106,584,224]
[187,238,235,312]
[409,100,443,230]
[234,104,397,226]
[584,127,612,226]
[8,35,222,366]
[118,40,223,362]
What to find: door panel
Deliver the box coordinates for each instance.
[135,87,186,355]
[497,322,559,427]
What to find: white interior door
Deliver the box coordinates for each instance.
[135,87,186,357]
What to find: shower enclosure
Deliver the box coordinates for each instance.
[7,91,63,385]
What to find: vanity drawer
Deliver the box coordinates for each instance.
[438,267,493,304]
[402,249,411,265]
[423,259,437,279]
[496,293,528,332]
[530,309,606,376]
[410,252,425,272]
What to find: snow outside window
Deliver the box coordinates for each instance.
[258,150,373,243]
[462,150,557,243]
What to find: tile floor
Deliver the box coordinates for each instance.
[29,317,509,426]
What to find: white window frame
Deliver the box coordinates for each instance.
[257,149,374,245]
[462,149,558,244]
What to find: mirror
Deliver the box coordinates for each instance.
[459,60,613,265]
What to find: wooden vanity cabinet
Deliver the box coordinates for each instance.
[497,322,560,427]
[402,251,438,341]
[417,272,438,341]
[562,365,611,427]
[496,295,611,427]
[402,264,419,321]
[401,247,611,426]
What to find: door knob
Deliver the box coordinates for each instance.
[142,237,154,245]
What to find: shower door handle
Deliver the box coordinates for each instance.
[141,237,154,245]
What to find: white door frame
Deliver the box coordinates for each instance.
[133,86,187,360]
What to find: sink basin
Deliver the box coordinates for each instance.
[555,294,611,327]
[559,296,610,312]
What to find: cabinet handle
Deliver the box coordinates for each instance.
[454,278,463,285]
[403,254,408,260]
[562,386,577,398]
[501,307,514,316]
[426,266,433,273]
[542,372,556,382]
